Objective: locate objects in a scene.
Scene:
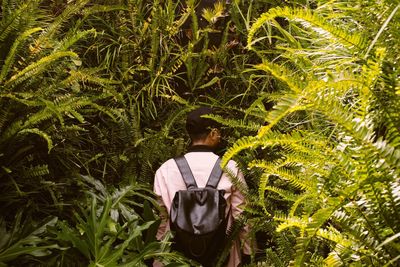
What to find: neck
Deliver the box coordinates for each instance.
[189,139,215,150]
[188,144,215,152]
[191,140,209,146]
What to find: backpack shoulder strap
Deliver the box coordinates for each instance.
[206,157,223,189]
[174,156,197,190]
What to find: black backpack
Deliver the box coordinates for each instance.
[170,156,228,266]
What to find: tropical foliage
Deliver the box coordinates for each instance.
[0,0,399,266]
[222,1,400,266]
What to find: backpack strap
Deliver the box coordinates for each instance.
[206,157,223,189]
[174,156,198,190]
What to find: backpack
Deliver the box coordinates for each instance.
[170,156,228,266]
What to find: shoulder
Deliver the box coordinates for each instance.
[224,158,240,172]
[223,158,246,183]
[160,157,176,168]
[155,158,177,176]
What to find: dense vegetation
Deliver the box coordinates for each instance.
[0,0,399,266]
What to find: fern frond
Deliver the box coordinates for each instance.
[332,209,380,250]
[355,49,385,119]
[247,6,366,51]
[292,236,312,266]
[323,252,343,267]
[160,107,188,137]
[0,120,23,143]
[254,61,305,93]
[27,98,65,127]
[258,94,307,137]
[5,51,79,87]
[21,164,49,178]
[251,160,314,191]
[364,4,400,58]
[243,93,270,119]
[223,127,326,168]
[264,248,285,267]
[305,207,335,236]
[274,214,306,233]
[61,69,121,88]
[36,0,90,45]
[289,193,317,217]
[0,27,42,83]
[81,4,127,17]
[264,186,298,202]
[384,120,400,149]
[222,135,257,167]
[89,103,118,122]
[203,114,261,131]
[18,128,53,152]
[312,90,376,144]
[373,137,400,171]
[357,183,399,238]
[0,1,33,42]
[0,93,40,107]
[377,232,400,250]
[18,96,96,131]
[54,29,97,52]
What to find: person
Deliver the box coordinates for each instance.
[153,106,252,266]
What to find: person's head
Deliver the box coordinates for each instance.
[186,107,221,148]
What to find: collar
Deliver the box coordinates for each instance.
[187,145,215,152]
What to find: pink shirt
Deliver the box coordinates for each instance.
[153,151,251,267]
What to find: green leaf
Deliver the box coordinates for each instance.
[18,128,53,152]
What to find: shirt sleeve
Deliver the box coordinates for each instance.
[230,165,255,255]
[153,169,169,240]
[230,167,246,218]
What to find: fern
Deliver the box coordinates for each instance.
[54,29,97,52]
[223,2,400,266]
[61,68,121,88]
[0,93,39,106]
[36,0,90,46]
[264,185,299,202]
[247,6,366,51]
[81,4,127,17]
[21,164,50,178]
[0,1,36,42]
[204,113,262,131]
[4,51,79,87]
[18,128,53,152]
[254,61,305,94]
[274,214,306,233]
[0,27,42,83]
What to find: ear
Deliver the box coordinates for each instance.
[210,128,221,140]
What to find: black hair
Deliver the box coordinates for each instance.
[188,130,211,142]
